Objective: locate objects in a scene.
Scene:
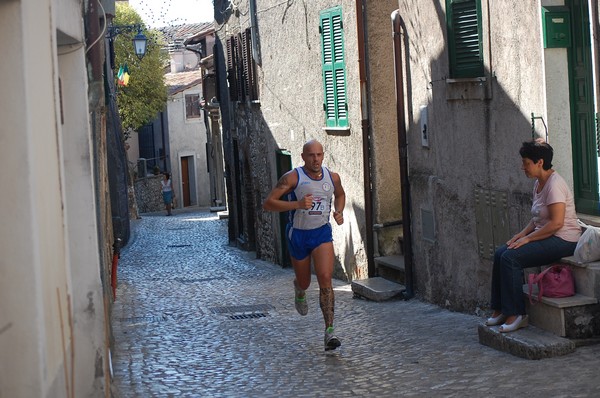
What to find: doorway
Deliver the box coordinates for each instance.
[181,156,192,207]
[233,139,245,242]
[276,150,292,267]
[568,0,599,215]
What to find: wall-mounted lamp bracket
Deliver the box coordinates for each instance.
[106,24,148,62]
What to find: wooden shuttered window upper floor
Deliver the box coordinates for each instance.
[185,94,201,119]
[320,6,349,128]
[225,28,259,102]
[446,0,484,78]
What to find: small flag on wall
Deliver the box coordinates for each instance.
[117,64,130,86]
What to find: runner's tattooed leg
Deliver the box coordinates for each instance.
[294,279,306,298]
[319,287,335,328]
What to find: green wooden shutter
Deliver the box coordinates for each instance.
[447,0,483,78]
[320,7,348,128]
[569,0,599,214]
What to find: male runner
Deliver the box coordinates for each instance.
[263,139,346,350]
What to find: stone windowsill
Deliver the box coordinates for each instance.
[446,76,491,100]
[323,126,351,136]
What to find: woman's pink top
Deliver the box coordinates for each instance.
[532,172,581,242]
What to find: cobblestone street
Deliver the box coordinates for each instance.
[111,208,600,397]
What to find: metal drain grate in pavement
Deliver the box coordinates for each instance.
[167,244,192,248]
[175,276,226,284]
[210,304,275,314]
[229,313,268,320]
[118,315,168,323]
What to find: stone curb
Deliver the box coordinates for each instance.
[477,323,576,360]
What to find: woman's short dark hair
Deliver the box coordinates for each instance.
[164,172,171,179]
[519,140,553,170]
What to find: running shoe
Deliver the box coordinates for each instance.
[324,327,341,351]
[294,281,308,316]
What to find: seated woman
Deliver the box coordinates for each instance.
[486,139,581,332]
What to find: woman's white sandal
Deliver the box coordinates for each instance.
[499,315,528,333]
[485,313,507,326]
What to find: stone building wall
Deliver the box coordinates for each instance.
[216,0,369,281]
[135,175,165,213]
[396,0,549,311]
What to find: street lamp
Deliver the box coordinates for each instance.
[132,31,148,60]
[107,24,148,62]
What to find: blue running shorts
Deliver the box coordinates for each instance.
[286,223,333,260]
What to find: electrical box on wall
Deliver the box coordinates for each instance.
[542,6,571,48]
[474,188,511,259]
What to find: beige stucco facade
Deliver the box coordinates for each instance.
[0,0,110,396]
[364,1,405,256]
[166,77,212,207]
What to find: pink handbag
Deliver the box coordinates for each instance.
[528,265,575,304]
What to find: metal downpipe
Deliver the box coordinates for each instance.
[391,10,414,299]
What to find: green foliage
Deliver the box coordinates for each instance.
[114,3,168,135]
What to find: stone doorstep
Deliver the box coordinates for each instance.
[523,285,598,308]
[523,285,598,337]
[351,277,405,302]
[577,213,600,227]
[529,257,600,301]
[477,323,576,360]
[375,255,406,285]
[374,255,405,271]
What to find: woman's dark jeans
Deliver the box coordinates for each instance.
[490,236,577,316]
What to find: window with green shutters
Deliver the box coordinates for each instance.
[446,0,484,78]
[320,6,348,128]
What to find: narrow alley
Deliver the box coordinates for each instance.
[111,208,600,397]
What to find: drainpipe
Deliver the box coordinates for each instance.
[391,10,414,299]
[356,0,375,277]
[85,0,102,81]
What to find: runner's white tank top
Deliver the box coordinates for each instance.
[288,167,334,230]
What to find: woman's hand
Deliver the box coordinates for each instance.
[507,236,530,249]
[506,233,523,247]
[506,220,535,249]
[506,232,529,249]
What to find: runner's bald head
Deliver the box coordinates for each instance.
[303,139,323,154]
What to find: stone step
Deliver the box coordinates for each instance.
[577,213,600,227]
[375,255,405,270]
[351,277,405,302]
[555,256,600,298]
[523,285,599,338]
[477,322,576,360]
[374,255,405,285]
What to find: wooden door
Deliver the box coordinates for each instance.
[181,157,191,207]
